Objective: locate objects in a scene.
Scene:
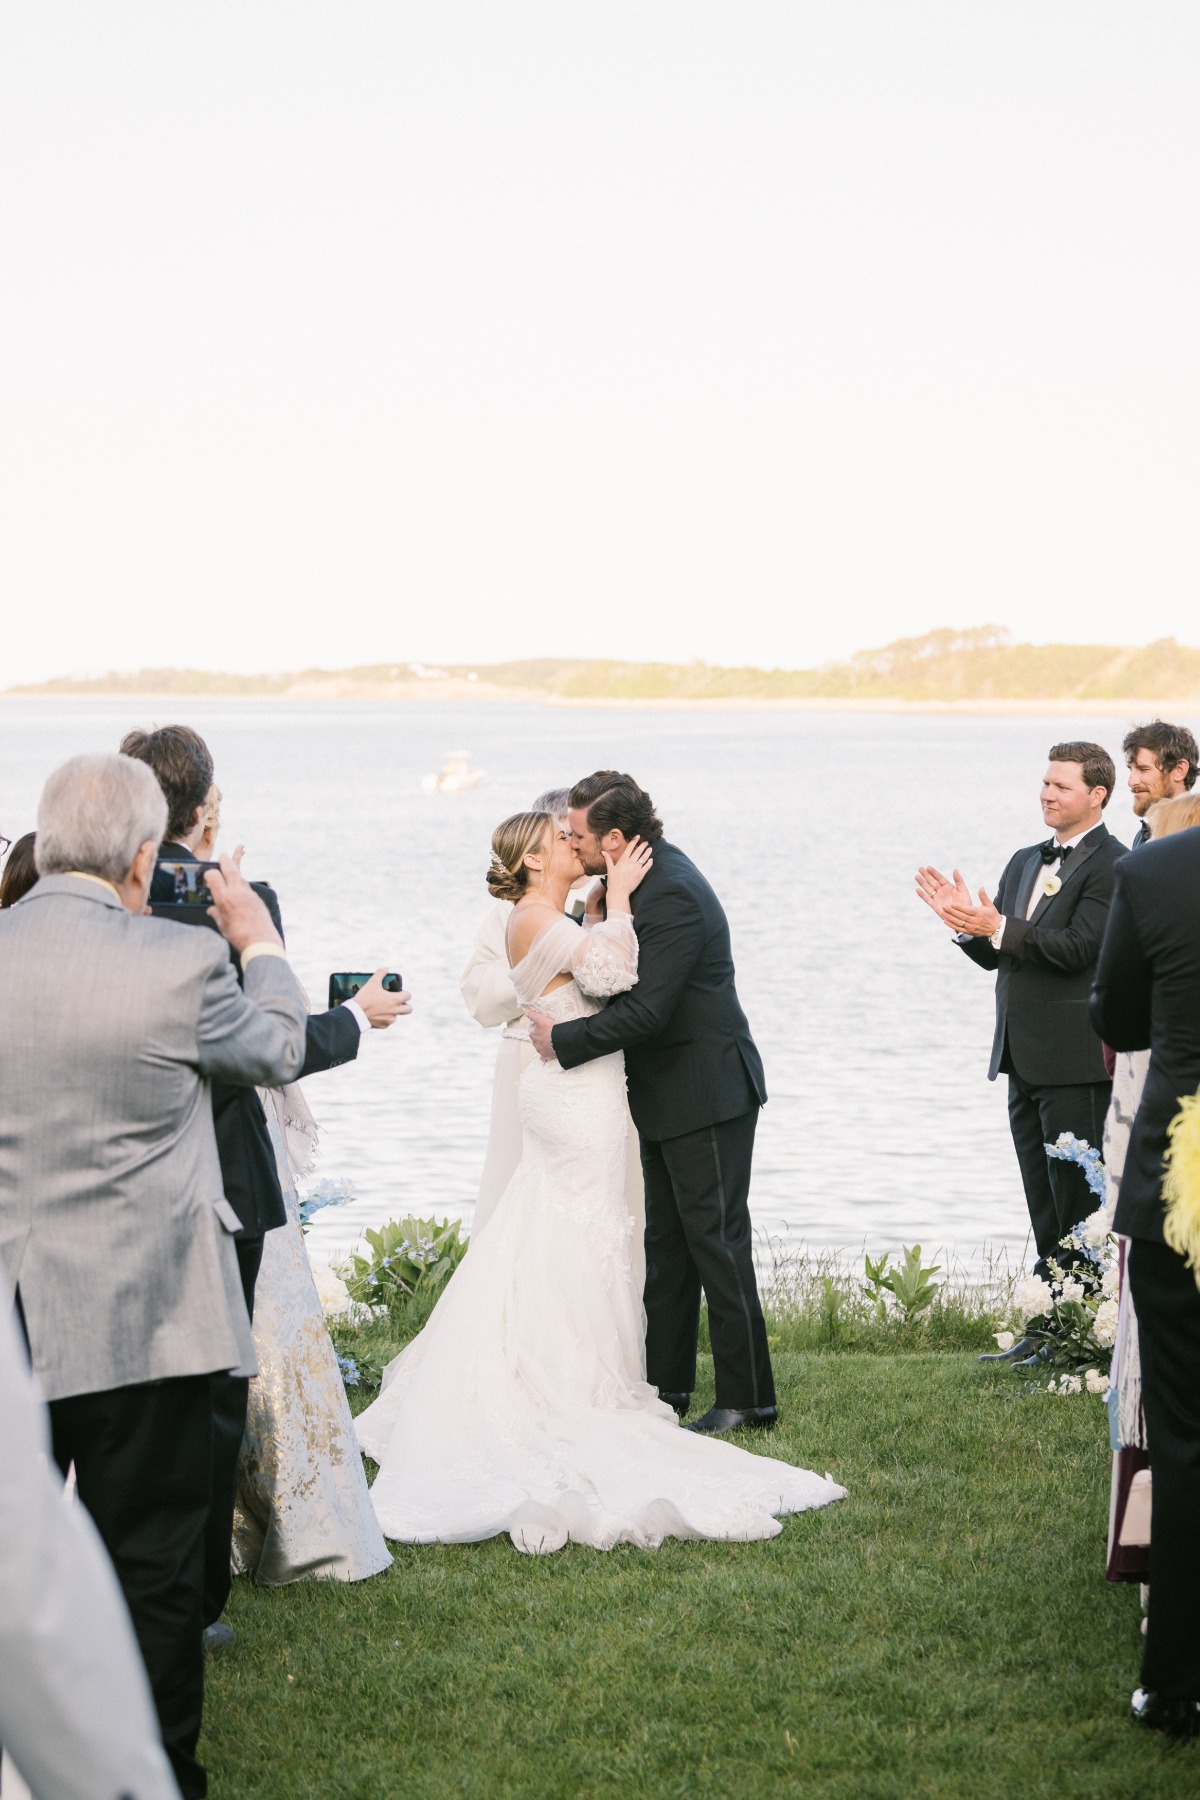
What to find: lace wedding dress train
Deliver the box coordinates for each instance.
[355,915,845,1553]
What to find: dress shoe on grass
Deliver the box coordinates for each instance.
[1131,1688,1200,1738]
[658,1391,691,1419]
[203,1622,235,1654]
[686,1405,777,1435]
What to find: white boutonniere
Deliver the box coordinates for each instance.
[1042,874,1062,897]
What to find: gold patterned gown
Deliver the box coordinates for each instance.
[232,1096,391,1588]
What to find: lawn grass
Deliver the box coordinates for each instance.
[201,1351,1195,1799]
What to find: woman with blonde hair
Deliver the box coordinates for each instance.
[1146,792,1200,837]
[356,810,844,1554]
[460,790,645,1282]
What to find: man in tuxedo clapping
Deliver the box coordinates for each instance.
[916,742,1126,1348]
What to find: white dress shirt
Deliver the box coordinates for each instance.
[991,823,1102,948]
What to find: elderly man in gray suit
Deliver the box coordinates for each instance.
[0,753,308,1800]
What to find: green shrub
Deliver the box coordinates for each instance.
[341,1215,468,1326]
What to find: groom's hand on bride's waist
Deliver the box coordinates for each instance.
[526,1011,559,1064]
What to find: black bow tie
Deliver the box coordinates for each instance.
[1038,838,1074,864]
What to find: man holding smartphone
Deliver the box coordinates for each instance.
[119,724,410,1648]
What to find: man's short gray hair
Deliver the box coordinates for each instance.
[531,788,571,817]
[36,754,168,884]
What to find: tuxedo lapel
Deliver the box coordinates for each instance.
[1012,849,1044,922]
[1028,828,1106,926]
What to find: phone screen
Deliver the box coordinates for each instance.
[329,972,403,1007]
[157,860,221,907]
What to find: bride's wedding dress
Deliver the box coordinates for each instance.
[355,914,845,1552]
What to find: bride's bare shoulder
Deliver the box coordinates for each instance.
[505,900,565,964]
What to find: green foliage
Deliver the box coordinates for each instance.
[762,1239,1002,1354]
[872,1243,943,1322]
[341,1215,468,1325]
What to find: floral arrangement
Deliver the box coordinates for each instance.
[1009,1133,1119,1383]
[341,1214,469,1320]
[1163,1085,1200,1276]
[298,1175,357,1233]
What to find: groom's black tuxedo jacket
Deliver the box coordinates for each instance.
[150,841,361,1236]
[1091,827,1200,1244]
[957,821,1125,1087]
[552,839,766,1143]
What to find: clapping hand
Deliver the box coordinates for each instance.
[915,864,971,928]
[943,884,1001,938]
[916,864,1001,937]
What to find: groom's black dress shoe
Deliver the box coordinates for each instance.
[686,1405,777,1436]
[659,1391,691,1419]
[978,1336,1036,1364]
[1131,1688,1200,1738]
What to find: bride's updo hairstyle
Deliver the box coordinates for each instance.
[487,811,554,902]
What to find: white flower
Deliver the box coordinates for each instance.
[1042,874,1062,897]
[1014,1275,1054,1323]
[1049,1373,1082,1396]
[1101,1264,1120,1299]
[1079,1207,1113,1250]
[1085,1369,1109,1395]
[993,1331,1015,1352]
[1059,1278,1086,1306]
[1094,1297,1119,1348]
[312,1264,351,1318]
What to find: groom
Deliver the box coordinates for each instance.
[527,771,774,1436]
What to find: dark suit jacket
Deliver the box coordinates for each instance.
[957,821,1125,1086]
[1090,828,1200,1243]
[150,843,361,1235]
[551,840,766,1143]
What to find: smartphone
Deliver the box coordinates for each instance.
[329,972,403,1008]
[157,859,222,907]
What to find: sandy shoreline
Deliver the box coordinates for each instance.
[5,687,1200,716]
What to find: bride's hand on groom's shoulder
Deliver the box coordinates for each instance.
[604,837,653,907]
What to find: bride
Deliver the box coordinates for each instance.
[355,811,845,1552]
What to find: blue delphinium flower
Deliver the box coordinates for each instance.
[298,1176,358,1229]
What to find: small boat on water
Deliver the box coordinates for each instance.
[422,751,487,794]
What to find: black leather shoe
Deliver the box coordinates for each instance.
[1132,1688,1200,1738]
[203,1622,235,1654]
[686,1405,777,1435]
[978,1336,1037,1364]
[658,1391,691,1418]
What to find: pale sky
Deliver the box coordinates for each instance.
[2,3,1198,685]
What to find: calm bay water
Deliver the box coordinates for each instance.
[0,699,1154,1272]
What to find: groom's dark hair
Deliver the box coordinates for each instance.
[570,771,664,844]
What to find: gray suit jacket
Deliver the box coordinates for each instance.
[0,874,308,1401]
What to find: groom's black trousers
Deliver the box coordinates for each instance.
[640,1107,775,1410]
[49,1374,214,1800]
